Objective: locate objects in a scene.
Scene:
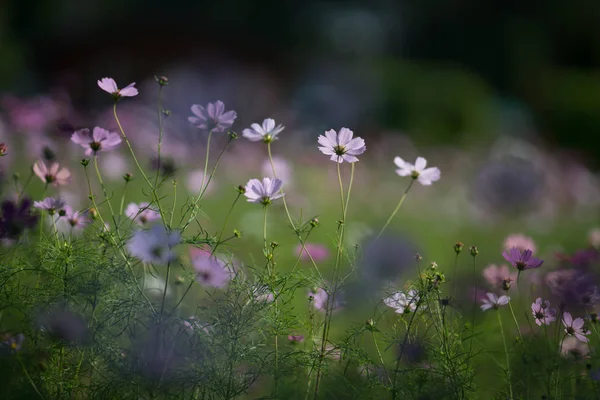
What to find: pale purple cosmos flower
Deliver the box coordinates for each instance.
[288,335,304,343]
[317,127,366,163]
[190,247,233,288]
[33,160,71,186]
[561,336,589,358]
[244,177,284,205]
[127,225,181,264]
[71,127,122,156]
[384,289,420,314]
[482,264,518,290]
[309,287,344,312]
[394,156,441,186]
[531,298,556,326]
[188,101,237,132]
[56,206,90,234]
[502,247,544,271]
[1,333,24,354]
[34,197,66,216]
[97,77,138,98]
[125,202,161,225]
[480,292,510,311]
[562,312,591,343]
[242,118,284,143]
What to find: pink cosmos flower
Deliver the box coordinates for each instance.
[125,202,161,225]
[188,101,237,132]
[308,287,344,312]
[33,160,71,186]
[562,312,591,343]
[97,77,138,98]
[317,127,366,163]
[244,177,284,205]
[480,292,510,311]
[34,197,66,215]
[56,206,90,234]
[394,156,441,186]
[71,127,122,156]
[531,298,556,326]
[190,247,233,288]
[482,264,518,290]
[503,234,537,254]
[288,335,304,343]
[502,247,543,271]
[295,243,330,262]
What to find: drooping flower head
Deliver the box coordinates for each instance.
[562,312,591,343]
[71,127,122,156]
[127,225,181,264]
[242,118,284,143]
[244,177,284,205]
[394,156,440,186]
[502,247,543,271]
[531,298,556,326]
[384,289,421,314]
[190,247,233,288]
[97,77,138,100]
[34,197,66,216]
[33,160,71,186]
[317,127,366,163]
[480,292,510,311]
[188,101,237,132]
[125,202,161,225]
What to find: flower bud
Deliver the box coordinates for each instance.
[270,241,279,249]
[310,217,320,228]
[0,143,7,156]
[228,131,239,141]
[175,275,185,285]
[154,75,169,86]
[414,253,422,262]
[236,185,246,194]
[233,229,242,238]
[123,172,133,182]
[469,245,478,257]
[81,159,90,167]
[454,242,464,254]
[501,278,512,292]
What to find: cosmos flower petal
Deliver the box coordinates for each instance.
[414,157,427,172]
[337,127,354,146]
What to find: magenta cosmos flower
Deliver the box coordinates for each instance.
[244,177,284,205]
[188,101,237,133]
[190,247,233,288]
[502,247,543,271]
[33,160,71,186]
[71,127,122,156]
[480,292,510,311]
[531,298,556,326]
[34,197,66,216]
[242,118,284,143]
[125,202,161,225]
[97,77,138,99]
[562,312,591,343]
[317,127,366,163]
[394,157,441,186]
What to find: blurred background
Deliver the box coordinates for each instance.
[2,0,600,163]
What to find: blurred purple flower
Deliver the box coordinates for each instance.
[317,127,366,163]
[531,298,556,326]
[294,243,329,262]
[288,335,304,343]
[188,101,237,132]
[125,202,161,226]
[56,206,90,234]
[127,225,181,264]
[480,292,510,311]
[33,160,71,187]
[394,156,441,186]
[562,312,590,343]
[38,309,88,343]
[0,333,24,354]
[190,247,233,288]
[1,95,60,132]
[34,197,66,216]
[503,234,537,254]
[309,287,344,312]
[97,77,138,98]
[0,197,38,239]
[545,269,600,308]
[384,289,421,314]
[242,118,284,143]
[502,248,543,271]
[482,264,518,290]
[71,127,122,156]
[244,177,284,205]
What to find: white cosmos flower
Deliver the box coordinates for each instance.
[383,289,420,314]
[242,118,284,143]
[317,127,366,163]
[480,292,510,311]
[244,177,284,205]
[394,156,441,186]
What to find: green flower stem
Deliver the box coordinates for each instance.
[154,86,164,188]
[212,193,242,255]
[371,330,392,386]
[375,179,414,241]
[17,354,44,399]
[169,179,177,228]
[508,301,524,345]
[94,156,119,235]
[498,311,514,400]
[119,178,129,216]
[17,169,35,201]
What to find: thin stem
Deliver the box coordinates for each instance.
[392,304,421,399]
[170,179,177,228]
[160,261,172,316]
[154,86,164,188]
[119,179,129,216]
[212,193,242,255]
[371,330,392,386]
[375,180,414,241]
[199,131,213,207]
[498,311,514,400]
[267,142,296,230]
[94,156,119,234]
[17,170,35,201]
[17,355,44,399]
[263,205,268,253]
[508,301,524,345]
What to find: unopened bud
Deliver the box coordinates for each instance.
[233,229,242,238]
[501,278,512,292]
[154,75,169,86]
[123,172,133,182]
[414,253,422,262]
[469,245,479,257]
[236,185,246,194]
[310,217,320,228]
[228,131,238,140]
[454,242,464,255]
[0,143,7,156]
[270,241,279,249]
[81,159,90,167]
